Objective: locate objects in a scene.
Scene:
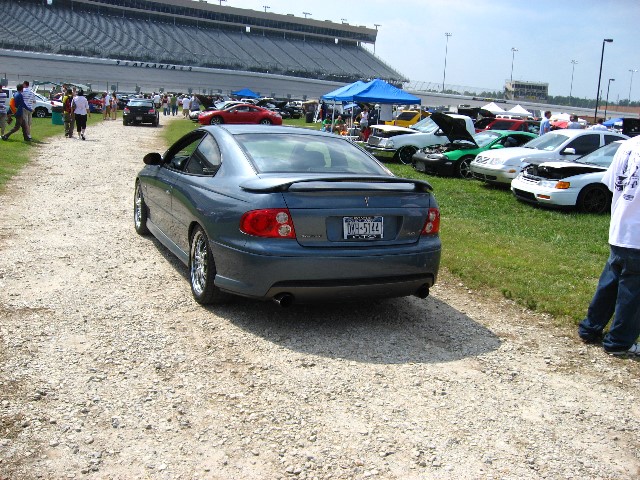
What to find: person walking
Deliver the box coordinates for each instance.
[170,94,178,116]
[0,89,8,137]
[22,81,35,139]
[539,110,552,135]
[181,95,191,119]
[62,88,75,138]
[72,89,91,140]
[162,95,169,116]
[2,84,32,141]
[578,135,640,357]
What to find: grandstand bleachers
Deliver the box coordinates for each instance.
[0,0,405,84]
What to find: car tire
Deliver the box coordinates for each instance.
[396,146,417,165]
[210,116,223,125]
[189,226,225,305]
[455,156,475,179]
[153,119,159,127]
[123,120,129,126]
[259,118,272,125]
[133,181,150,235]
[35,107,47,118]
[577,184,611,214]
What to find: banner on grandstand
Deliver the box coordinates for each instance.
[115,60,192,71]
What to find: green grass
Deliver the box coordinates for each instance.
[388,165,608,323]
[0,113,107,192]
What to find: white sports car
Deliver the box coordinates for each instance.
[510,141,624,213]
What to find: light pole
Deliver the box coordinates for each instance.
[604,78,615,119]
[629,69,638,104]
[569,60,578,105]
[302,11,311,18]
[510,47,518,84]
[442,32,452,93]
[217,0,226,5]
[341,18,347,23]
[373,24,381,54]
[262,5,269,12]
[594,38,613,120]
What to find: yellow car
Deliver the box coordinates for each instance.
[385,110,429,127]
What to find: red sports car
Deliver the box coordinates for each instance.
[198,103,282,126]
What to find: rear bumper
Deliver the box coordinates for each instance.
[211,238,441,302]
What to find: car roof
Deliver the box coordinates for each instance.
[201,124,335,137]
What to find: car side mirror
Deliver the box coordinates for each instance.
[143,152,162,165]
[561,147,576,155]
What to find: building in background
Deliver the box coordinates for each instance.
[504,80,548,101]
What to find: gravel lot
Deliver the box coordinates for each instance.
[1,117,639,480]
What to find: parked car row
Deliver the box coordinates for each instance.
[363,111,629,214]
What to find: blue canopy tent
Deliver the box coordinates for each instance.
[603,117,623,127]
[231,88,259,98]
[341,79,421,105]
[321,81,365,102]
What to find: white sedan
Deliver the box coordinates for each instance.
[510,141,623,213]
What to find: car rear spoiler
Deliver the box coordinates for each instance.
[240,176,434,193]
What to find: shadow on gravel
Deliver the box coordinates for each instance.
[147,238,500,364]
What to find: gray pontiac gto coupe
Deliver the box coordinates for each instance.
[134,125,441,306]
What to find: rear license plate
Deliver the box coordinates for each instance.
[136,116,143,121]
[343,216,383,240]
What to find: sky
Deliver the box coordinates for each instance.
[206,0,640,102]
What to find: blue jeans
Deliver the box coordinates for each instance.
[579,245,640,351]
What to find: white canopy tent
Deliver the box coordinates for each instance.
[507,105,533,117]
[481,102,506,113]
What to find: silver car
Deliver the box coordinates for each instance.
[134,125,441,307]
[470,129,627,185]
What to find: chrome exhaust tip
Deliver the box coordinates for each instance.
[273,293,294,308]
[414,285,430,299]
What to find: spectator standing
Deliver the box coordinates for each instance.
[0,89,8,137]
[578,135,640,356]
[170,94,178,116]
[110,93,118,120]
[590,118,609,131]
[567,114,582,129]
[162,95,169,116]
[22,81,35,138]
[2,84,32,141]
[102,93,110,120]
[153,92,161,109]
[181,95,191,118]
[72,89,90,140]
[190,95,200,116]
[62,88,75,138]
[539,110,552,135]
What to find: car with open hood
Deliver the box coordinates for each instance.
[364,113,475,165]
[470,129,628,186]
[510,141,624,213]
[412,119,537,178]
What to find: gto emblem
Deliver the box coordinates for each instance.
[364,196,370,207]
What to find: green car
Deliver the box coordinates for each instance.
[412,129,538,179]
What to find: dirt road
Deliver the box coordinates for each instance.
[0,117,638,479]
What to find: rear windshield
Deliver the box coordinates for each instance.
[235,133,392,175]
[128,100,154,107]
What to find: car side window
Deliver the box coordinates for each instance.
[604,134,623,145]
[165,132,206,171]
[184,134,222,176]
[566,134,600,155]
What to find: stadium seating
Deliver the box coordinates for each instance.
[0,1,404,83]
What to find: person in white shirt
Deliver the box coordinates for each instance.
[0,90,8,136]
[72,89,91,140]
[22,80,36,138]
[181,96,191,118]
[589,118,609,131]
[578,135,640,356]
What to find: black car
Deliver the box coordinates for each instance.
[123,99,159,127]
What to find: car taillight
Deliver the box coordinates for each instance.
[240,209,296,238]
[149,109,155,114]
[421,208,440,235]
[123,107,130,113]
